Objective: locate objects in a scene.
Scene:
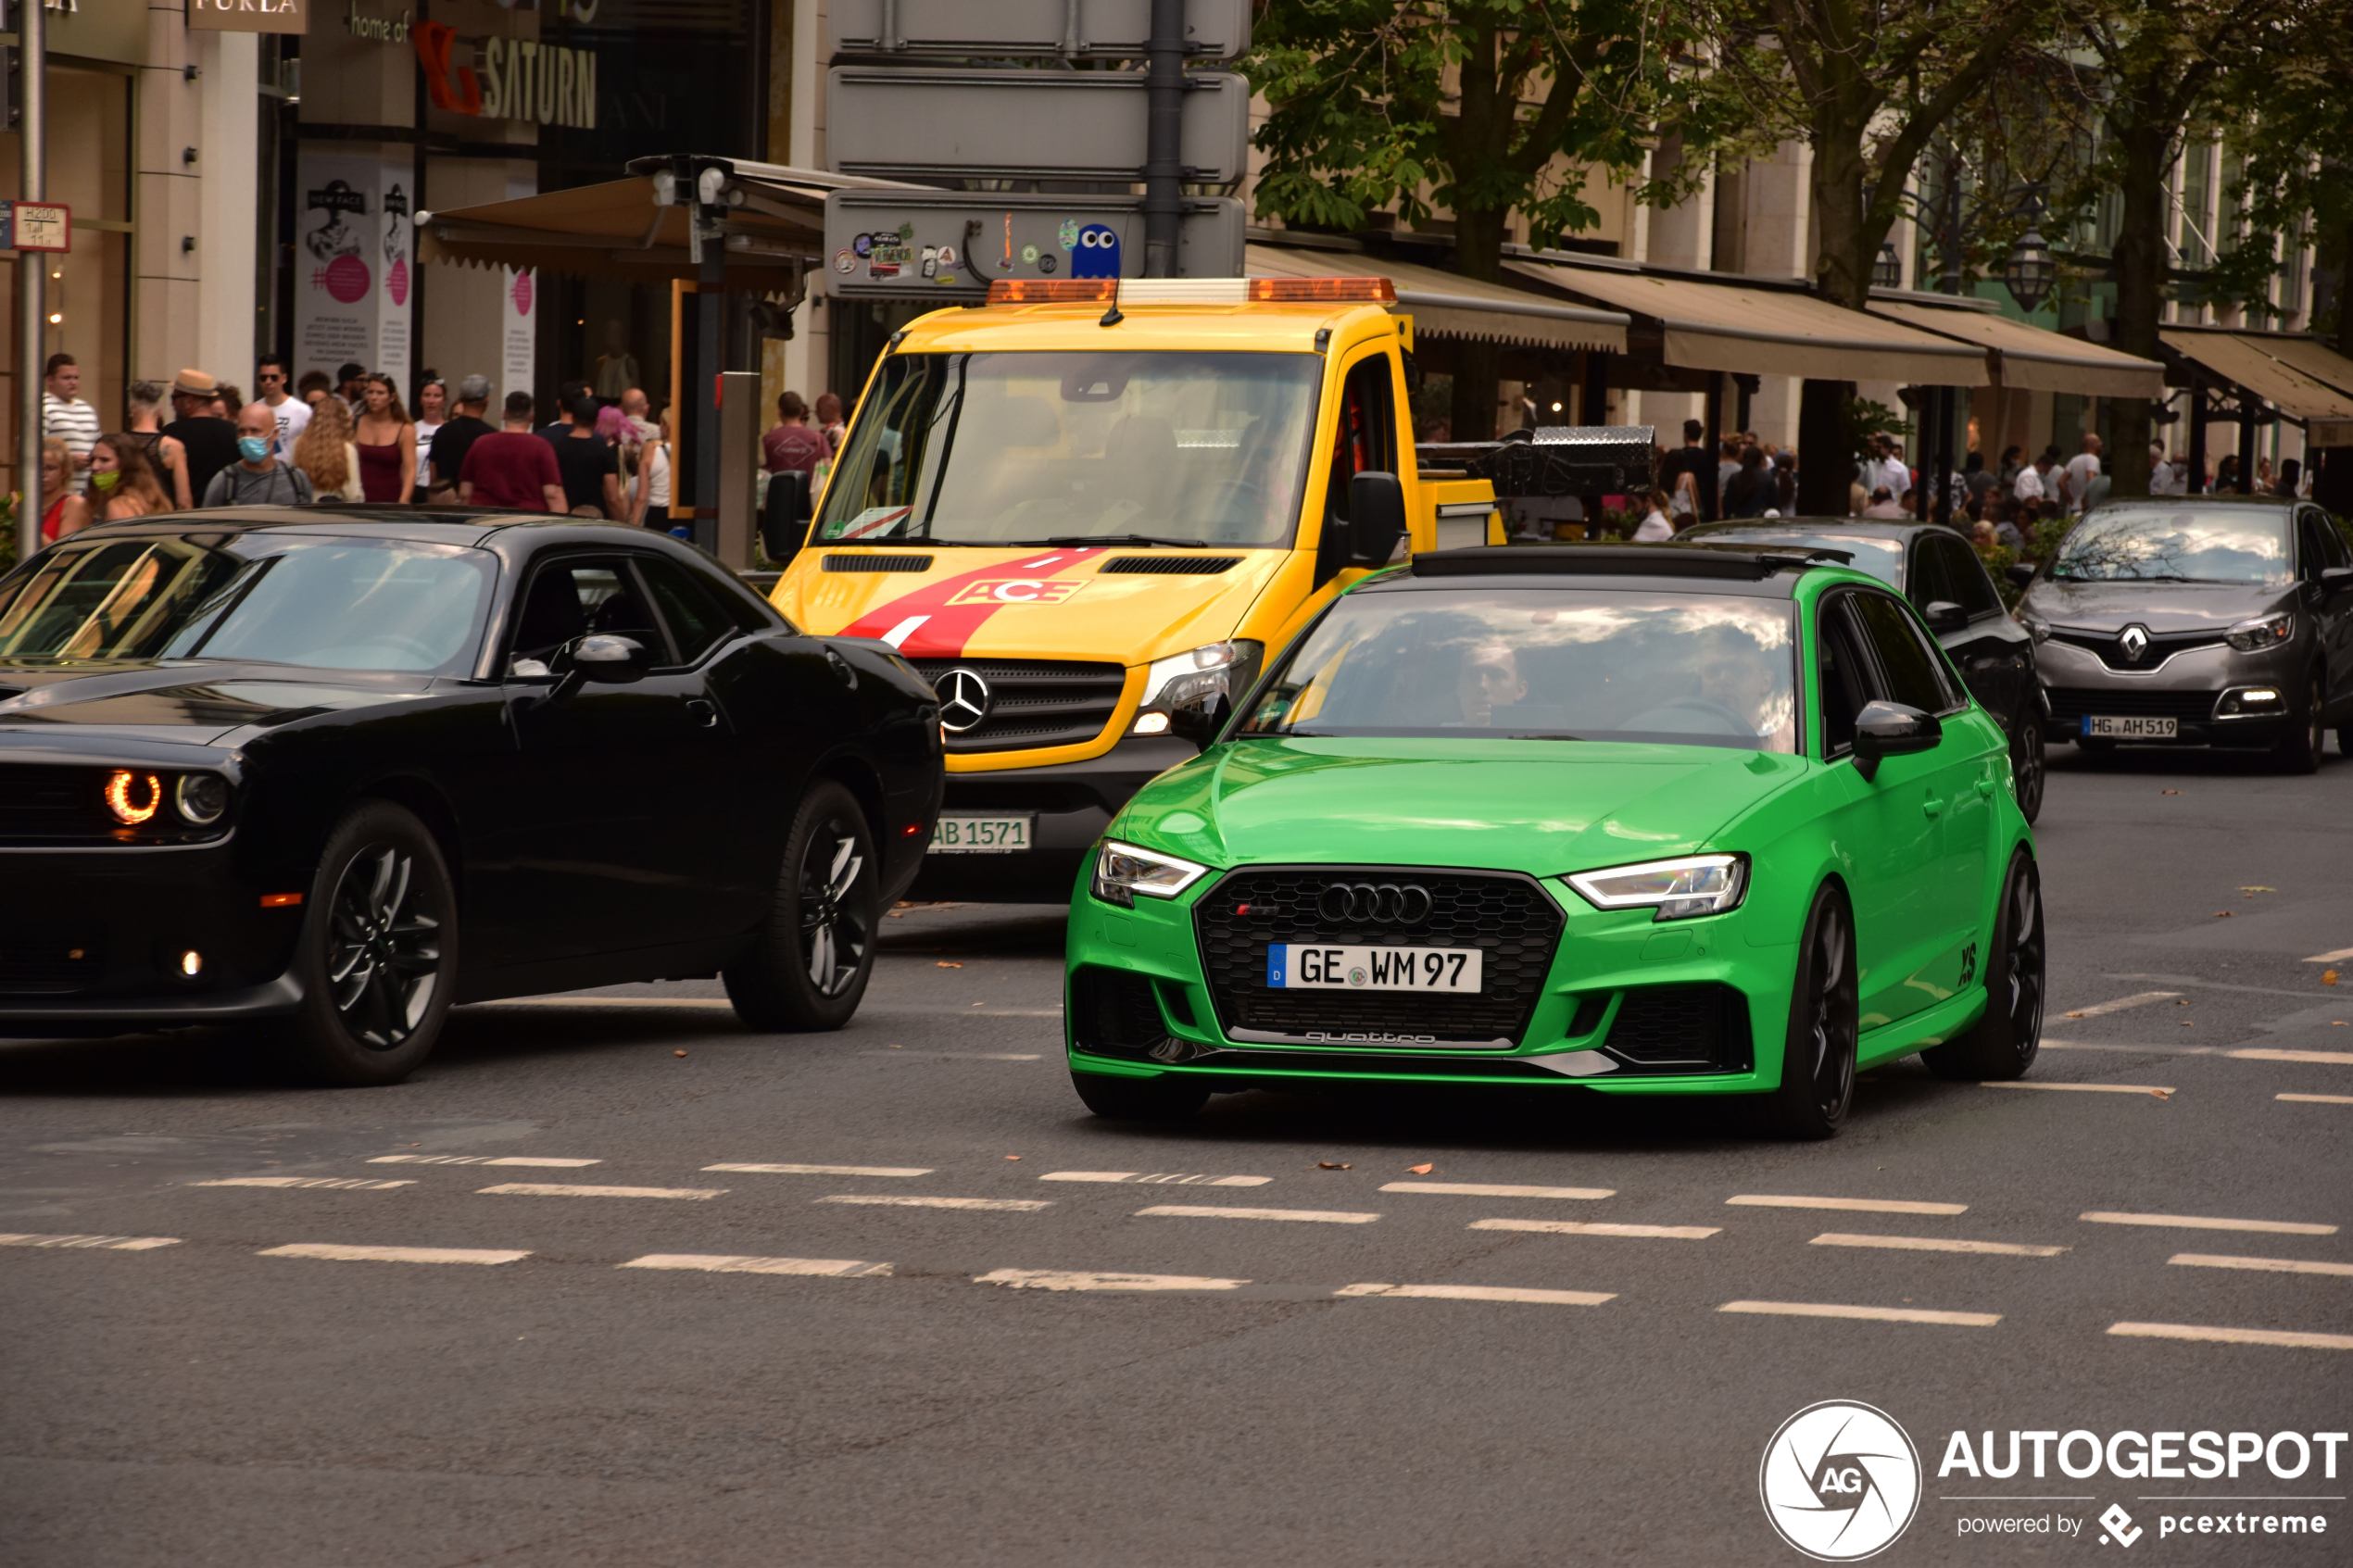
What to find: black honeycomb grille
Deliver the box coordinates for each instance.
[0,765,114,841]
[1193,867,1564,1047]
[1604,983,1752,1072]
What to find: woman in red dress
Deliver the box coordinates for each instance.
[353,372,418,504]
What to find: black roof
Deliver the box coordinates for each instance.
[58,506,685,558]
[1393,543,1836,596]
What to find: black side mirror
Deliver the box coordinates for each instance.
[2005,563,2036,589]
[1922,599,1969,634]
[760,470,811,565]
[1167,695,1230,750]
[2322,566,2353,596]
[1850,699,1942,782]
[1347,470,1409,568]
[565,633,650,685]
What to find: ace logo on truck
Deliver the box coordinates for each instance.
[1761,1401,1922,1561]
[944,579,1085,606]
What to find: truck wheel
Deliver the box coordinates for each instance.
[274,801,456,1086]
[1924,850,2044,1081]
[1071,1072,1209,1121]
[724,781,878,1031]
[1758,885,1857,1140]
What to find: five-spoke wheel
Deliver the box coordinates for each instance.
[724,780,879,1031]
[1762,884,1858,1139]
[1925,850,2045,1081]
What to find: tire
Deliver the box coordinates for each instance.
[1923,850,2045,1081]
[723,780,879,1031]
[2271,671,2325,773]
[2008,708,2046,824]
[273,801,457,1086]
[1759,884,1858,1140]
[1070,1071,1209,1121]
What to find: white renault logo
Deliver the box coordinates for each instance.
[936,668,991,733]
[2119,624,2151,661]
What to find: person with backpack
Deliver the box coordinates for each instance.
[202,401,316,507]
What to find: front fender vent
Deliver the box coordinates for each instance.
[1099,557,1243,575]
[823,554,934,572]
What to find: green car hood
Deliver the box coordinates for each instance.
[1118,735,1806,874]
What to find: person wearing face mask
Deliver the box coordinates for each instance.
[202,402,317,507]
[87,434,174,519]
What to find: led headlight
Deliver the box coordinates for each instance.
[175,772,230,825]
[104,770,163,825]
[1564,854,1748,922]
[1092,840,1211,909]
[1137,640,1262,712]
[2224,612,2293,651]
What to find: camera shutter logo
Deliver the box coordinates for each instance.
[935,669,991,734]
[1759,1400,1921,1561]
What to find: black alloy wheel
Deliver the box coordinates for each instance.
[724,780,879,1031]
[2009,709,2046,823]
[1760,885,1858,1139]
[276,801,456,1086]
[1925,850,2045,1080]
[2272,672,2325,773]
[1070,1071,1210,1121]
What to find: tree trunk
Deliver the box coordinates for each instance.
[1808,128,1873,310]
[1448,201,1512,442]
[2107,122,2176,501]
[1797,380,1852,515]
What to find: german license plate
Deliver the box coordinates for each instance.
[1266,944,1483,992]
[927,815,1032,854]
[2083,715,2177,738]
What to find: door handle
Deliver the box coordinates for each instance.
[1975,777,1996,797]
[1922,796,1946,817]
[686,698,719,728]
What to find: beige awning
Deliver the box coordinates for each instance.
[1247,243,1628,353]
[1504,258,1983,384]
[1869,299,2167,399]
[2242,334,2353,398]
[2161,330,2353,424]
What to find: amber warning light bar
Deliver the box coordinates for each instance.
[985,277,1398,307]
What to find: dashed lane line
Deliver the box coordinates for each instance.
[1727,1194,1969,1216]
[2108,1322,2353,1351]
[194,1176,414,1190]
[1809,1233,2070,1258]
[1979,1081,2177,1095]
[258,1244,530,1264]
[1137,1205,1380,1225]
[1038,1172,1271,1186]
[2082,1210,2337,1236]
[470,997,734,1009]
[1719,1299,2003,1327]
[478,1183,726,1200]
[620,1254,893,1277]
[2168,1253,2353,1278]
[2042,1040,2215,1057]
[705,1163,933,1177]
[975,1269,1248,1292]
[1470,1218,1719,1240]
[863,1051,1045,1060]
[370,1155,600,1167]
[2279,1093,2353,1105]
[2061,991,2183,1018]
[2303,947,2353,964]
[1335,1283,1616,1305]
[1380,1181,1616,1200]
[816,1195,1052,1212]
[2228,1049,2353,1066]
[0,1233,180,1250]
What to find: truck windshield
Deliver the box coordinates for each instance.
[814,351,1321,548]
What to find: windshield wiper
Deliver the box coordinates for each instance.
[1024,534,1210,549]
[1505,732,1589,742]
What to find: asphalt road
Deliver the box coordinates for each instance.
[5,743,2351,1567]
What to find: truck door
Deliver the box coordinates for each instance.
[1313,350,1401,587]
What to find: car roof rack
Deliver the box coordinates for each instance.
[1407,545,1832,581]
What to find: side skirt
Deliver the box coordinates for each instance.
[1858,986,1986,1070]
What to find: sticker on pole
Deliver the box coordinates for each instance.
[8,203,70,253]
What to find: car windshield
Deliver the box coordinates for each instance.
[2050,507,2291,586]
[1685,528,1905,588]
[1240,587,1799,752]
[0,533,497,675]
[813,351,1321,548]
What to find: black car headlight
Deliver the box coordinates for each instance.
[175,772,231,825]
[104,770,163,825]
[1564,854,1748,922]
[1092,840,1212,909]
[102,769,231,831]
[1131,641,1262,735]
[2224,612,2293,652]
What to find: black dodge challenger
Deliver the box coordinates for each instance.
[0,509,943,1084]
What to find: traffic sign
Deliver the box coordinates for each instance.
[826,67,1250,184]
[6,202,70,252]
[827,0,1250,60]
[825,190,1244,298]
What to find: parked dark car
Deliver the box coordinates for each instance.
[0,509,943,1083]
[1678,519,2045,820]
[2009,496,2353,771]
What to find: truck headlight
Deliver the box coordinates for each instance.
[2224,612,2293,651]
[1137,640,1263,714]
[1092,840,1211,908]
[1564,854,1748,922]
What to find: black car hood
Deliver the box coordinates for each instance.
[0,662,434,746]
[2021,579,2292,633]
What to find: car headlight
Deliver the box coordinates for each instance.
[1092,840,1212,908]
[104,770,163,825]
[1137,640,1262,713]
[2014,608,2052,644]
[175,772,231,825]
[2224,612,2294,652]
[1564,854,1748,922]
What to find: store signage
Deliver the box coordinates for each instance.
[344,0,410,44]
[415,22,598,130]
[291,156,412,390]
[187,0,308,35]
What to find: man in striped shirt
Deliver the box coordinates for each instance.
[41,353,100,495]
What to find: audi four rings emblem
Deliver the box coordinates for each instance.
[1317,883,1433,925]
[935,669,991,733]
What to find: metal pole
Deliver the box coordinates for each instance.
[2187,387,2208,494]
[2235,395,2259,495]
[1141,0,1183,278]
[17,0,44,562]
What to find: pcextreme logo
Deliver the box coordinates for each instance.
[944,578,1085,606]
[1761,1400,1923,1562]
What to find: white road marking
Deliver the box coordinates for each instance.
[258,1244,530,1264]
[2108,1321,2353,1350]
[1726,1194,1968,1215]
[2042,1039,2215,1056]
[619,1254,891,1277]
[878,614,929,648]
[369,1155,601,1167]
[1470,1218,1719,1240]
[704,1163,933,1177]
[2082,1210,2337,1236]
[194,1176,414,1190]
[1335,1283,1616,1305]
[1719,1299,2002,1327]
[478,1183,726,1199]
[1980,1080,2177,1095]
[865,1051,1047,1060]
[2168,1253,2353,1277]
[975,1269,1249,1292]
[2228,1048,2353,1066]
[2279,1093,2353,1105]
[1137,1205,1380,1224]
[1810,1232,2069,1258]
[1038,1172,1271,1186]
[2062,991,2183,1017]
[816,1195,1051,1211]
[0,1233,181,1250]
[2303,947,2353,964]
[470,996,736,1008]
[1380,1181,1615,1200]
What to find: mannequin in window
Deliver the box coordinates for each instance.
[593,320,639,400]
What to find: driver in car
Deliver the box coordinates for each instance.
[1455,640,1529,726]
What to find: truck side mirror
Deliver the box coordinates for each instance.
[760,470,811,565]
[1347,471,1408,567]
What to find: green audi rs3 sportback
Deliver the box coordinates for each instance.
[1063,546,2045,1138]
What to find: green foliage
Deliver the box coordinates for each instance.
[1974,541,2022,607]
[2202,24,2353,328]
[1841,398,1915,459]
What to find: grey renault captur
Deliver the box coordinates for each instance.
[2017,497,2353,771]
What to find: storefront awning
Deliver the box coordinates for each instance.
[1869,298,2167,399]
[1247,244,1628,354]
[2235,334,2353,399]
[1504,258,1983,384]
[2160,329,2353,429]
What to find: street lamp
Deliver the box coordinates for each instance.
[2004,220,2057,314]
[1872,241,1903,291]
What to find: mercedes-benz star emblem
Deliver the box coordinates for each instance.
[935,668,991,734]
[2119,623,2151,662]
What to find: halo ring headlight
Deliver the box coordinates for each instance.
[175,773,231,825]
[104,770,163,825]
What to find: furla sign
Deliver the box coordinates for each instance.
[188,0,308,34]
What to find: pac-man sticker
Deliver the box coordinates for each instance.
[1071,223,1122,278]
[944,579,1085,606]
